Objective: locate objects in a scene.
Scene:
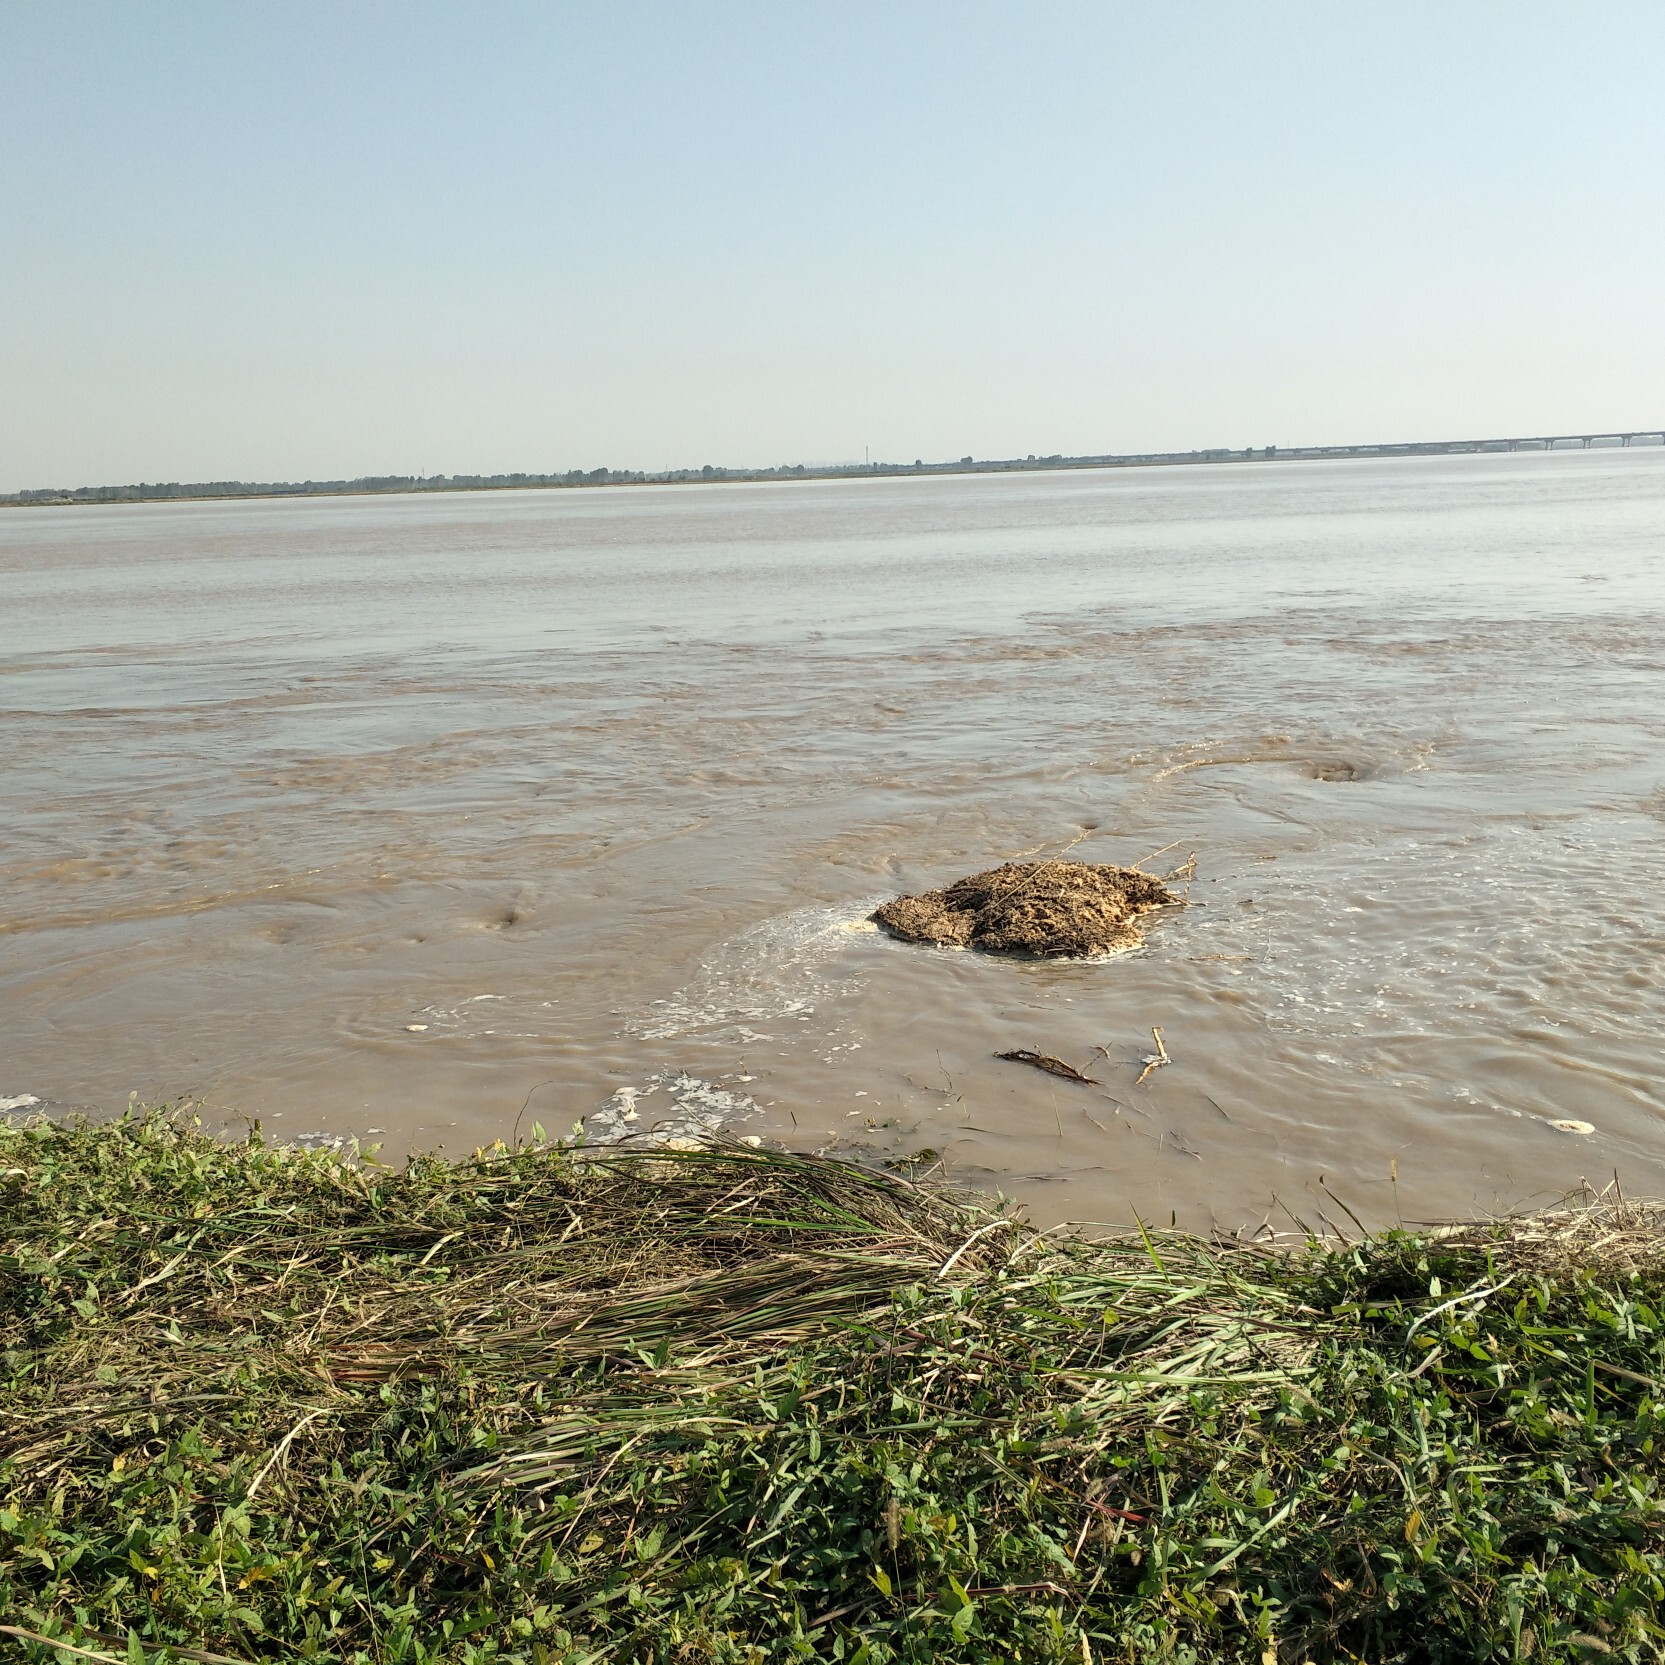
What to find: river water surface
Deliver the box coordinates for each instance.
[5,452,1665,1229]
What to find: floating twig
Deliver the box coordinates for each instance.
[1130,837,1186,871]
[996,1049,1099,1085]
[1135,1026,1170,1087]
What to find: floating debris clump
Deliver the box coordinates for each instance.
[872,858,1176,957]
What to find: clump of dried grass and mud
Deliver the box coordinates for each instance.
[872,858,1176,957]
[4,1110,1665,1663]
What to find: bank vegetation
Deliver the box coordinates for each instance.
[3,1112,1663,1662]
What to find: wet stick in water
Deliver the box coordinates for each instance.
[1136,1025,1171,1087]
[996,1049,1100,1085]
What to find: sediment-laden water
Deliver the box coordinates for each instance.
[4,450,1664,1227]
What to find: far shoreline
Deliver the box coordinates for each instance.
[5,423,1663,509]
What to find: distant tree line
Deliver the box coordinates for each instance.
[5,469,651,503]
[0,455,1189,504]
[1,463,831,503]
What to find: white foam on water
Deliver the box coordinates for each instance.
[400,992,557,1040]
[1207,821,1663,1043]
[586,1073,762,1145]
[1193,813,1665,1125]
[626,898,887,1042]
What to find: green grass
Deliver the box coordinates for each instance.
[4,1111,1665,1663]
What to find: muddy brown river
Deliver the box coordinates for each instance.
[4,451,1664,1230]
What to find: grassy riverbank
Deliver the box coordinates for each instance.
[3,1114,1664,1663]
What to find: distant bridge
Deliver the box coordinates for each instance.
[1236,430,1665,462]
[958,429,1665,476]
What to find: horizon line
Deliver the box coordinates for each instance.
[6,423,1663,507]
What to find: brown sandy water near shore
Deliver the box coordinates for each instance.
[4,450,1665,1228]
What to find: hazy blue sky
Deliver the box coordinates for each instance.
[4,2,1664,489]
